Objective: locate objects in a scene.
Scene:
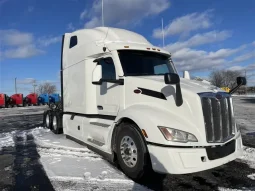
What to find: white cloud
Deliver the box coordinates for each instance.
[166,30,232,53]
[232,51,255,63]
[84,17,101,29]
[172,48,225,72]
[82,0,170,28]
[153,9,213,38]
[0,29,34,46]
[38,36,61,47]
[0,29,61,60]
[207,45,246,60]
[252,41,255,46]
[67,22,75,31]
[17,78,36,84]
[0,0,9,6]
[80,9,88,20]
[3,44,44,58]
[171,43,252,72]
[229,66,245,71]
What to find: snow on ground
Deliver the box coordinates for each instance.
[0,130,16,150]
[32,127,151,191]
[0,129,33,150]
[30,127,255,191]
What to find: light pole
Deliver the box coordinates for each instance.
[32,82,37,93]
[15,77,17,94]
[102,0,104,27]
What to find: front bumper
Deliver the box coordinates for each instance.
[147,133,243,174]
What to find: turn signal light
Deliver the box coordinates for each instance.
[142,129,148,138]
[124,46,129,48]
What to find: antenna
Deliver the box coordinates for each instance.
[102,0,104,27]
[162,18,165,48]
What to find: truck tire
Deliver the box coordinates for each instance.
[43,110,52,129]
[51,112,63,134]
[115,122,152,181]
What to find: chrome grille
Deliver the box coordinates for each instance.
[199,92,235,143]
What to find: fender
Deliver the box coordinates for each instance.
[113,104,201,146]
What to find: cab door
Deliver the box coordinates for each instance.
[86,56,122,149]
[95,57,121,117]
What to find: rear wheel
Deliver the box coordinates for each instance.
[51,112,63,134]
[43,110,52,129]
[115,122,152,181]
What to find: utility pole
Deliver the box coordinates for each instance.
[32,82,37,93]
[162,18,165,48]
[15,77,17,94]
[102,0,104,27]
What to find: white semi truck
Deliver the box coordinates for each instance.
[43,27,247,181]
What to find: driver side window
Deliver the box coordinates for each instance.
[99,57,116,80]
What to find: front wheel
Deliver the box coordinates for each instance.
[115,122,152,181]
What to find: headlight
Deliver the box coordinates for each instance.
[158,126,198,143]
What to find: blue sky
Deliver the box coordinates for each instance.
[0,0,254,95]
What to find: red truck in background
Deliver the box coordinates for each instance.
[10,93,24,107]
[0,93,14,108]
[0,93,7,108]
[23,93,38,106]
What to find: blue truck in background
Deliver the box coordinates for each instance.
[38,93,61,105]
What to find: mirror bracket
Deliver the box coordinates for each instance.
[229,77,247,95]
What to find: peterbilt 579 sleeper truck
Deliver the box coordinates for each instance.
[43,27,246,181]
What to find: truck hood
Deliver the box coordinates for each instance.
[133,75,224,93]
[124,76,227,145]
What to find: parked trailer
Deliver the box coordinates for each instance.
[23,93,38,106]
[43,27,246,181]
[10,93,23,107]
[37,94,49,105]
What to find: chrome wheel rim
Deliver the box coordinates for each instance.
[46,114,50,127]
[53,116,57,130]
[120,136,138,168]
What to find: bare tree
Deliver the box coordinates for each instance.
[36,82,57,94]
[209,70,243,89]
[209,70,224,87]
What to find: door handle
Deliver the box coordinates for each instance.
[97,105,103,110]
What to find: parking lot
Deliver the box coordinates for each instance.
[0,96,254,191]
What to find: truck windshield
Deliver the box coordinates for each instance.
[117,50,177,76]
